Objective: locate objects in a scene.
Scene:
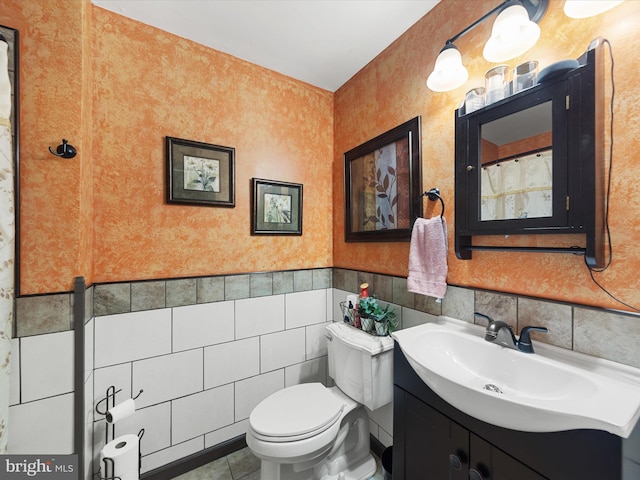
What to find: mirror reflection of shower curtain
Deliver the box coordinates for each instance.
[0,37,14,454]
[481,150,553,221]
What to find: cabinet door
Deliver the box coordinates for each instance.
[403,392,468,479]
[470,434,548,480]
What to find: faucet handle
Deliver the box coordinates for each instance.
[473,312,494,326]
[518,326,548,353]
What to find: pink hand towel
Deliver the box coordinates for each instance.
[407,216,448,299]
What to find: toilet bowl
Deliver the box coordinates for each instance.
[246,323,394,480]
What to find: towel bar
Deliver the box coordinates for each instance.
[417,187,445,218]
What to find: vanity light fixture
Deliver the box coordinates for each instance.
[563,0,623,19]
[426,0,548,92]
[483,2,541,62]
[426,43,468,92]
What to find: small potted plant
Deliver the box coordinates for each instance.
[357,296,397,336]
[357,296,377,332]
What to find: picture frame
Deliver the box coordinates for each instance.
[344,116,422,242]
[251,178,303,235]
[166,136,235,207]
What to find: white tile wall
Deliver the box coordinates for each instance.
[8,393,74,454]
[133,349,203,408]
[235,369,284,421]
[142,437,203,474]
[172,301,235,352]
[85,318,94,382]
[84,373,94,480]
[20,330,74,402]
[368,401,393,441]
[171,384,235,443]
[9,338,19,406]
[204,337,260,389]
[204,419,249,449]
[236,295,285,339]
[305,322,330,359]
[260,328,306,372]
[94,309,172,368]
[285,357,327,387]
[286,290,327,329]
[84,288,334,474]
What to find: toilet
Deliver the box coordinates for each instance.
[246,322,394,480]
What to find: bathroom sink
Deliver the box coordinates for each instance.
[391,317,640,437]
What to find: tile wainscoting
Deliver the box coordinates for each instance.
[8,268,640,478]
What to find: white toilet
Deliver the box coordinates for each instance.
[246,322,394,480]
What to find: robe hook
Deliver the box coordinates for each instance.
[49,139,77,159]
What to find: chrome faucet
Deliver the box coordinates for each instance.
[473,312,548,354]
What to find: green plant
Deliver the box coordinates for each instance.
[358,296,398,333]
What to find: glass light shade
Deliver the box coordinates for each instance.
[564,0,623,18]
[483,3,541,63]
[426,45,469,92]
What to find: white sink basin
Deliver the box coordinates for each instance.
[392,317,640,437]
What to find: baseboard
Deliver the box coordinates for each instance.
[370,434,387,459]
[141,435,247,480]
[140,433,388,480]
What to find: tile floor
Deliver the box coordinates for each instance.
[172,447,385,480]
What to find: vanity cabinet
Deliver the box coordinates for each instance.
[393,346,622,479]
[398,389,544,479]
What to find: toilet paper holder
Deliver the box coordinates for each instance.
[96,385,145,480]
[99,429,145,480]
[96,386,144,443]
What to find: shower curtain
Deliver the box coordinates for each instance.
[0,35,14,454]
[480,150,553,221]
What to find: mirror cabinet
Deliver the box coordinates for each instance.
[454,45,605,268]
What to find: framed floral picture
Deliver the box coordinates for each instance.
[344,116,422,242]
[251,178,303,235]
[166,136,235,207]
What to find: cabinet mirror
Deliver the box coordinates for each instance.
[454,46,605,268]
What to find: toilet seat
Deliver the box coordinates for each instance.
[249,383,345,442]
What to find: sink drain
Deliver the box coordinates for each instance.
[483,383,503,394]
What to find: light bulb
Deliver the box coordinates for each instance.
[427,44,469,92]
[483,3,540,63]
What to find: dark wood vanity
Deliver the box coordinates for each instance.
[393,346,622,479]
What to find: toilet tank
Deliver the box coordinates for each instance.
[326,323,394,411]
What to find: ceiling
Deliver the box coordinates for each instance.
[91,0,440,92]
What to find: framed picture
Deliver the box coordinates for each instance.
[344,116,422,242]
[251,178,303,235]
[166,136,235,207]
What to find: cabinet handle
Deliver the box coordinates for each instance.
[449,453,462,470]
[469,469,485,480]
[466,165,474,172]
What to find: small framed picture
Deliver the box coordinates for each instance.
[166,136,235,207]
[251,178,303,235]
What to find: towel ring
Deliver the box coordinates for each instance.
[416,188,445,218]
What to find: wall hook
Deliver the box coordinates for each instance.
[49,139,77,159]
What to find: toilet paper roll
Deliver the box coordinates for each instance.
[106,398,136,423]
[101,434,140,480]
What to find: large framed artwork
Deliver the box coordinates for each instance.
[166,136,235,207]
[251,178,303,235]
[344,116,422,242]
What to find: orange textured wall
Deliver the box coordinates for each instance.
[334,0,640,311]
[1,0,88,295]
[2,1,333,293]
[90,8,333,283]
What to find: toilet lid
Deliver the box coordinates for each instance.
[249,383,345,439]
